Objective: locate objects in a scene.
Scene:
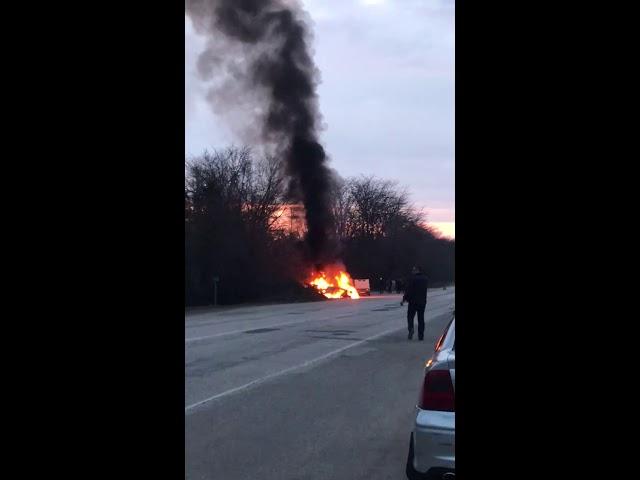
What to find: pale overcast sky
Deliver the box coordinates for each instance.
[185,0,455,237]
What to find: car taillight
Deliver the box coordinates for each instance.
[419,369,455,411]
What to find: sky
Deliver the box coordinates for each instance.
[185,0,455,238]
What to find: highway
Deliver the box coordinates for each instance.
[185,288,455,479]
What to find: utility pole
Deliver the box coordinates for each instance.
[213,276,219,306]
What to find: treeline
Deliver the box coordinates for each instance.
[185,147,454,306]
[331,176,455,291]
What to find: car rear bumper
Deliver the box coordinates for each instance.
[412,409,455,474]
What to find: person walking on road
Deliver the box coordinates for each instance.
[401,266,428,340]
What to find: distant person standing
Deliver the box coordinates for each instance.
[401,266,428,340]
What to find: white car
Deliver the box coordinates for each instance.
[406,315,455,479]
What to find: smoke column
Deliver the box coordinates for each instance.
[186,0,337,265]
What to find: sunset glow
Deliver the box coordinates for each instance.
[429,222,455,239]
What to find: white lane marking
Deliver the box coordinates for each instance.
[185,294,454,343]
[184,325,404,413]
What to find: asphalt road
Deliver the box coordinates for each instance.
[185,288,455,480]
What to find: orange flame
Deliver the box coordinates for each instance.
[308,267,360,299]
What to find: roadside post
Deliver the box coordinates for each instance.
[213,276,219,306]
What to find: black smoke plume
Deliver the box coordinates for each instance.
[186,0,337,266]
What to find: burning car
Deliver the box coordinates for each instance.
[323,286,350,298]
[307,265,360,299]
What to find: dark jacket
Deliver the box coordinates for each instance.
[402,273,428,305]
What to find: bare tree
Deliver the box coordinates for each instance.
[245,155,285,232]
[331,176,454,287]
[345,176,414,239]
[330,176,354,243]
[185,147,301,305]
